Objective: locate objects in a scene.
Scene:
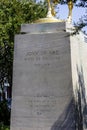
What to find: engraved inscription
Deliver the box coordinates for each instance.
[24,49,60,67]
[24,49,60,61]
[27,97,57,117]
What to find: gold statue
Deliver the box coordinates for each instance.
[47,0,73,23]
[47,0,59,18]
[35,0,73,23]
[67,0,73,23]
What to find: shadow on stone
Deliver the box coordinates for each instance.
[51,65,87,130]
[75,65,87,130]
[51,98,76,130]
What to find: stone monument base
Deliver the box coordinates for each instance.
[10,22,75,130]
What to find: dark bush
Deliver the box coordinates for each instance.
[0,100,10,125]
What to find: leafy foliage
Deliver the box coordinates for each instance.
[0,0,46,125]
[75,0,87,7]
[0,100,10,126]
[0,123,10,130]
[73,1,87,34]
[0,0,47,99]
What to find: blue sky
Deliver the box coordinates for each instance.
[37,0,86,23]
[57,4,86,23]
[56,4,87,33]
[37,0,87,33]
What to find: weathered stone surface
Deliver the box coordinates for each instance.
[21,22,65,33]
[70,32,87,130]
[11,23,75,130]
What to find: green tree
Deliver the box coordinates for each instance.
[73,0,87,33]
[0,0,47,99]
[0,0,47,125]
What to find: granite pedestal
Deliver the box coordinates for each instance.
[10,22,75,130]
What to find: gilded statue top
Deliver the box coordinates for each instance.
[47,0,73,23]
[35,0,73,23]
